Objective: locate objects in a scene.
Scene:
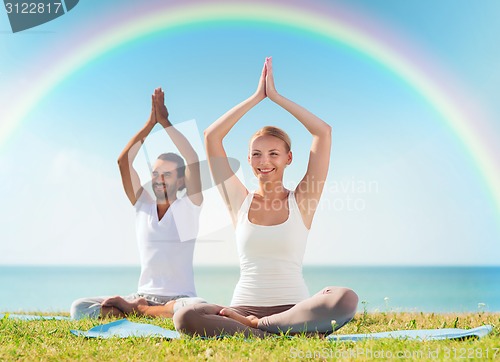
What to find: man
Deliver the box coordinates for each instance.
[70,87,205,319]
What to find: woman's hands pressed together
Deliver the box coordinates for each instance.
[253,56,279,102]
[264,57,279,101]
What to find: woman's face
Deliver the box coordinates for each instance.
[248,135,292,183]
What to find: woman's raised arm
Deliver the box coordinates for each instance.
[204,61,267,223]
[266,57,332,228]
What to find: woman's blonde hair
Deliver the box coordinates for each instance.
[250,126,291,153]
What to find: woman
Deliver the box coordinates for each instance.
[174,58,358,337]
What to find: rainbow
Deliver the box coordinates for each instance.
[2,0,500,219]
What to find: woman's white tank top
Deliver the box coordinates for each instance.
[230,190,310,306]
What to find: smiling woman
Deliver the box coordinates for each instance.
[170,57,359,337]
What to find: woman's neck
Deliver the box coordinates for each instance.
[256,181,288,200]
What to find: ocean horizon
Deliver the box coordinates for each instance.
[1,265,499,313]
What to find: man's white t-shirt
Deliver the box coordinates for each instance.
[134,190,202,296]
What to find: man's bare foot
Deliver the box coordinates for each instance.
[219,308,259,328]
[102,296,148,315]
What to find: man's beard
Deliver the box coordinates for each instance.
[153,183,174,201]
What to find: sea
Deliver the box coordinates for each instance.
[1,266,499,313]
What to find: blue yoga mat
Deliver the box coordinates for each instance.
[0,313,70,321]
[70,319,493,341]
[70,319,181,339]
[328,325,493,341]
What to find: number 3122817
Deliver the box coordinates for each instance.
[5,2,63,14]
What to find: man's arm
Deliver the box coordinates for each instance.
[154,87,203,206]
[117,95,157,205]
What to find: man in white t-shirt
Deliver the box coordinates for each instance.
[70,87,205,319]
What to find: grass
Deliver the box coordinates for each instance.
[0,311,499,361]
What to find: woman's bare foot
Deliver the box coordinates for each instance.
[219,308,259,328]
[134,300,175,318]
[102,296,148,315]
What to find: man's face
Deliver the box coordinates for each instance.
[151,159,182,201]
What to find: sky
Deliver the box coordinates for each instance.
[0,0,499,266]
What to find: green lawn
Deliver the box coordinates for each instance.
[1,312,498,361]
